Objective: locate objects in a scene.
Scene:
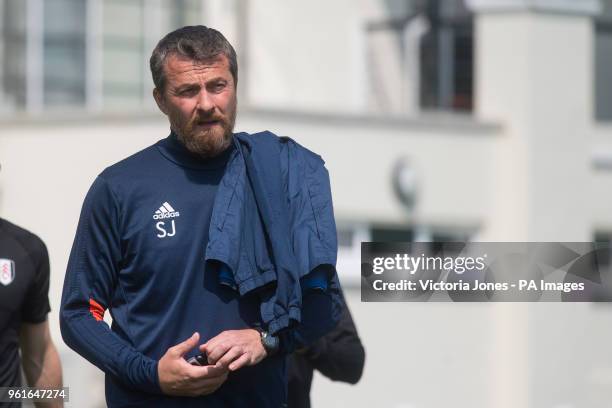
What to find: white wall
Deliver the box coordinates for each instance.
[474,11,593,242]
[245,0,368,113]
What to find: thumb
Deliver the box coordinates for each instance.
[172,332,200,357]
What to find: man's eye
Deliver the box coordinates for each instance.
[211,83,226,92]
[178,88,198,96]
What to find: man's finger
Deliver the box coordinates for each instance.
[170,332,199,357]
[187,362,229,379]
[204,341,231,365]
[201,331,227,353]
[216,346,244,368]
[228,353,250,371]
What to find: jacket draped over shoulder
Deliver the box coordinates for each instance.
[205,131,342,335]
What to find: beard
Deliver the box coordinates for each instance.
[171,98,237,158]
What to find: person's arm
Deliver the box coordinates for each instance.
[19,320,63,408]
[277,287,336,355]
[60,176,162,393]
[18,232,64,407]
[296,304,365,384]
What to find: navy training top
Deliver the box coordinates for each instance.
[60,133,286,407]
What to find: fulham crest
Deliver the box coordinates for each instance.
[0,258,15,286]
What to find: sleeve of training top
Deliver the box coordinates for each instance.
[21,237,51,323]
[59,176,161,394]
[297,302,365,384]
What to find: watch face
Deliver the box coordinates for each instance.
[261,331,279,353]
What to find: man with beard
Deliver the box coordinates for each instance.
[60,26,340,407]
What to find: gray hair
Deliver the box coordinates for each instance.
[150,25,238,93]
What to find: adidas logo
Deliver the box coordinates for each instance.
[153,202,180,220]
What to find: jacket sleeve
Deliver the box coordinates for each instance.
[59,176,161,394]
[278,140,344,352]
[297,302,365,384]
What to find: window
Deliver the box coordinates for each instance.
[595,2,612,121]
[102,0,146,108]
[44,0,87,107]
[594,232,611,271]
[420,0,473,112]
[1,0,27,111]
[336,222,474,286]
[588,232,612,301]
[0,0,204,112]
[365,0,474,115]
[101,0,203,109]
[336,224,371,286]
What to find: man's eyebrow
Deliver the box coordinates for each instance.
[174,83,200,91]
[206,76,228,83]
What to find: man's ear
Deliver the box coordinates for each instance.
[153,88,168,115]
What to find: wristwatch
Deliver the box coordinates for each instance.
[258,329,280,356]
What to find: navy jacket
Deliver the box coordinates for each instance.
[208,132,342,335]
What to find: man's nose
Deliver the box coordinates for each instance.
[196,90,215,113]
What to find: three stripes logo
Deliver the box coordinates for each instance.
[153,202,180,220]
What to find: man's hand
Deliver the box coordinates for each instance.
[200,329,267,372]
[158,332,228,397]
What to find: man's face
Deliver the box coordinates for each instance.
[154,53,237,157]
